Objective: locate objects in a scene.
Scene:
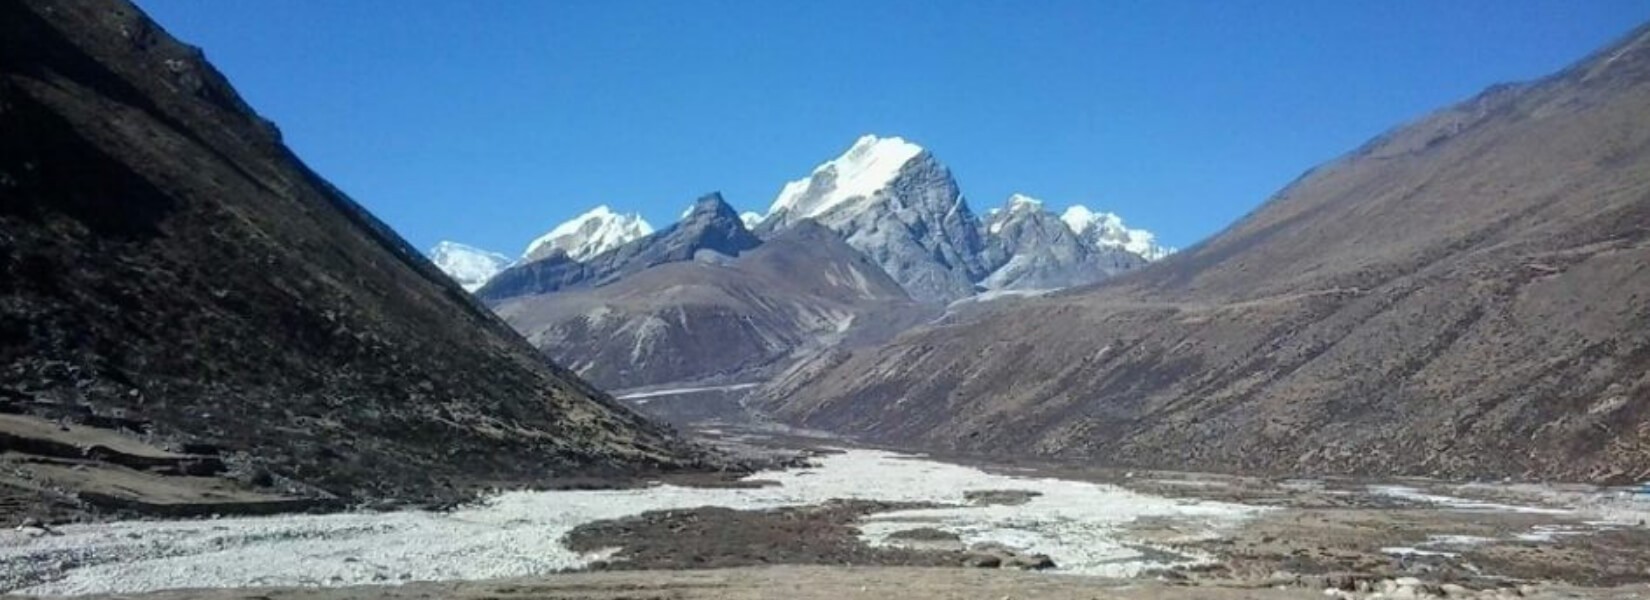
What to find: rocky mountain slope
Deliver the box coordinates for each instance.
[475,193,760,302]
[467,139,1171,393]
[755,23,1650,483]
[756,135,1170,301]
[0,0,710,519]
[759,135,989,302]
[979,194,1148,290]
[427,241,510,292]
[492,221,936,390]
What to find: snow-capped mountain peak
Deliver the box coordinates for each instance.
[768,134,926,220]
[740,211,764,231]
[986,193,1048,235]
[427,241,510,292]
[1006,193,1044,211]
[1060,205,1173,260]
[524,205,654,262]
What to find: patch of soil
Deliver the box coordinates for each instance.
[1148,508,1650,589]
[886,527,961,542]
[563,500,1027,571]
[1462,529,1650,587]
[964,489,1042,506]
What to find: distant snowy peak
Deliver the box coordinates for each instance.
[427,241,510,292]
[986,193,1047,234]
[740,211,764,231]
[524,205,653,262]
[767,134,927,221]
[1060,205,1173,261]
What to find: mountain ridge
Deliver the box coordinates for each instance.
[753,22,1650,483]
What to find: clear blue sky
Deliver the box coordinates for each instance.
[136,1,1648,256]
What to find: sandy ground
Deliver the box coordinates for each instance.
[23,566,1650,600]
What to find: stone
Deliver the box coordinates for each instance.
[1003,553,1056,570]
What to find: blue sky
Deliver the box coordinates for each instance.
[137,1,1648,256]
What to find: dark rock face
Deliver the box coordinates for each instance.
[477,193,760,301]
[0,0,707,510]
[494,220,935,390]
[757,23,1650,483]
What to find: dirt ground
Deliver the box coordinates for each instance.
[31,566,1650,600]
[564,500,1054,571]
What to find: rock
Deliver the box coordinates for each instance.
[1441,583,1472,597]
[961,553,1002,568]
[1318,573,1370,592]
[1156,569,1189,582]
[1002,553,1055,571]
[1270,571,1304,586]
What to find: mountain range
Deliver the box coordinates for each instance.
[433,135,1170,302]
[433,137,1170,390]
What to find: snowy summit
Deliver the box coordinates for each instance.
[1060,205,1174,260]
[427,241,510,292]
[524,205,654,262]
[767,134,926,221]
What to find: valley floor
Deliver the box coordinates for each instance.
[5,426,1650,598]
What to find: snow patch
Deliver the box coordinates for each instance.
[1060,204,1173,261]
[768,135,925,220]
[1369,485,1572,515]
[524,205,653,261]
[426,241,510,292]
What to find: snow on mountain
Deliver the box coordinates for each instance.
[763,135,987,302]
[740,211,764,231]
[523,205,653,262]
[1060,205,1174,261]
[427,241,511,292]
[477,193,761,302]
[767,135,927,221]
[987,193,1045,235]
[979,194,1145,291]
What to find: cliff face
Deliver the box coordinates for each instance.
[0,0,709,511]
[756,24,1650,483]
